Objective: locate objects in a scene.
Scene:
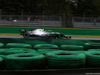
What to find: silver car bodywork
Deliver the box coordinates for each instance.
[20,29,71,39]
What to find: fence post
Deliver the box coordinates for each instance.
[21,10,23,20]
[59,16,62,27]
[72,17,74,27]
[42,10,44,26]
[0,9,2,20]
[63,13,65,27]
[83,12,85,25]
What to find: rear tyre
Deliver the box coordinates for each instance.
[23,32,29,38]
[20,29,26,35]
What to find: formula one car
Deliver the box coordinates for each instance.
[20,29,71,39]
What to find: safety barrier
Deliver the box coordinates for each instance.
[0,38,100,75]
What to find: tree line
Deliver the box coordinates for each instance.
[0,0,100,16]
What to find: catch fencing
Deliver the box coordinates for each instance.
[72,17,100,28]
[1,12,100,28]
[0,14,63,27]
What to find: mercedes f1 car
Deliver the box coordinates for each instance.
[20,29,71,39]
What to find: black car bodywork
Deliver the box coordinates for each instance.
[20,29,71,39]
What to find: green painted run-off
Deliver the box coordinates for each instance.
[0,27,100,36]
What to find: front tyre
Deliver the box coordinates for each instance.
[64,36,71,39]
[68,36,71,39]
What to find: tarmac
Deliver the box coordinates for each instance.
[0,35,100,40]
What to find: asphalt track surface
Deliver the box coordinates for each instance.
[0,35,100,40]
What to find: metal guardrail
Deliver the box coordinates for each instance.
[0,20,62,27]
[72,17,100,28]
[0,14,62,27]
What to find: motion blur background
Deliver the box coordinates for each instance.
[0,0,99,28]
